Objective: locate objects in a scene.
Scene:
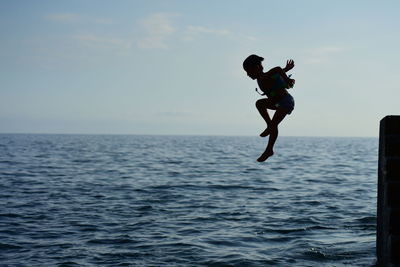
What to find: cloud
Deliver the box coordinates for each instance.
[45,13,114,24]
[186,25,231,36]
[72,34,131,49]
[156,111,192,118]
[92,18,114,25]
[137,13,177,49]
[305,45,348,64]
[182,25,231,41]
[46,13,82,23]
[183,25,257,43]
[312,46,347,54]
[135,13,255,49]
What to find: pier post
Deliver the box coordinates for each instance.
[377,115,400,266]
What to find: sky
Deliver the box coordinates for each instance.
[1,0,399,137]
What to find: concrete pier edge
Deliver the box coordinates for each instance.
[377,115,400,266]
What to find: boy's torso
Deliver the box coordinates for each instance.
[257,71,288,101]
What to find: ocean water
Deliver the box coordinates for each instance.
[0,134,378,266]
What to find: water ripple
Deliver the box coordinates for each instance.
[0,134,377,266]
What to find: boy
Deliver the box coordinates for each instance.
[243,55,295,162]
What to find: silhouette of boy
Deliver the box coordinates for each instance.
[243,55,295,162]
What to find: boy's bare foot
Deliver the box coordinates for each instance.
[260,128,271,137]
[257,150,274,162]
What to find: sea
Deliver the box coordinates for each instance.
[0,134,378,267]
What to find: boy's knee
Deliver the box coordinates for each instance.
[255,99,264,110]
[269,123,278,130]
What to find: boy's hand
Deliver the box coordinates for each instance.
[284,59,295,72]
[288,78,295,88]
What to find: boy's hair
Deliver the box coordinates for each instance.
[243,54,264,70]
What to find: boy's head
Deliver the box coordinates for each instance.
[243,54,264,80]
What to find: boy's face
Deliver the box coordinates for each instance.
[245,65,262,80]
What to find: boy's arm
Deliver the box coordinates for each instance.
[275,67,295,88]
[282,59,295,72]
[274,67,291,82]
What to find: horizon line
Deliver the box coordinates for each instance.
[0,132,378,139]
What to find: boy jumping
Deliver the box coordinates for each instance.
[243,55,296,162]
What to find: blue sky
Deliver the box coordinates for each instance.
[1,0,399,136]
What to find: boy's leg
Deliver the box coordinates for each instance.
[255,99,276,137]
[257,109,287,162]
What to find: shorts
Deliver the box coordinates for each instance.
[275,93,295,114]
